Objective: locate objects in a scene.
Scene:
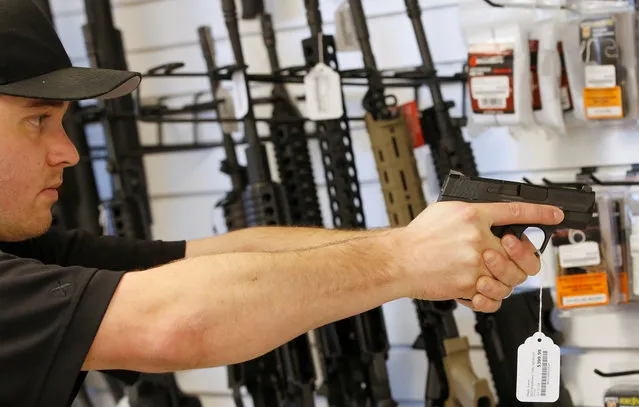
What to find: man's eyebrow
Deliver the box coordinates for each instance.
[22,99,67,108]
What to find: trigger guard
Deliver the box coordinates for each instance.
[509,225,527,240]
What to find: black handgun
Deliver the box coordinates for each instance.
[437,171,596,253]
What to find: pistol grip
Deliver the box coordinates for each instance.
[444,337,495,407]
[490,224,553,254]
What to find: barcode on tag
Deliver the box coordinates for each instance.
[540,350,549,396]
[517,332,560,402]
[478,97,506,109]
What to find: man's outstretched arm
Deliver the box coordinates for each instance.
[83,231,400,373]
[82,201,563,374]
[184,225,387,257]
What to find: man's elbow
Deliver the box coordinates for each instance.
[138,312,210,372]
[83,273,213,373]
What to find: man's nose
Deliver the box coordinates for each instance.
[47,126,80,167]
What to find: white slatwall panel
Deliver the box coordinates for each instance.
[47,0,639,405]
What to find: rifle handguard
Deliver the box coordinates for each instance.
[365,110,427,227]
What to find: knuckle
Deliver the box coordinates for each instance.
[461,205,480,223]
[465,250,484,269]
[465,228,483,245]
[485,254,506,276]
[461,276,478,296]
[507,201,522,218]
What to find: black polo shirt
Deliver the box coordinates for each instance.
[0,228,187,407]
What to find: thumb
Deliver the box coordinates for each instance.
[477,202,564,227]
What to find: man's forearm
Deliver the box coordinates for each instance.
[83,230,404,373]
[185,226,390,257]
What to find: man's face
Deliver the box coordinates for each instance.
[0,95,79,241]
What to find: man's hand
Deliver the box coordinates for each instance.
[394,201,564,312]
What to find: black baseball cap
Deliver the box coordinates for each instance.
[0,0,141,101]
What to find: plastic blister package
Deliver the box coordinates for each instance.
[458,0,536,132]
[530,15,567,134]
[551,185,639,312]
[622,189,639,302]
[559,4,638,124]
[552,193,612,310]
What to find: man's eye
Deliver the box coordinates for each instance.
[28,114,49,128]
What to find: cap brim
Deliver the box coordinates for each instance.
[0,66,141,101]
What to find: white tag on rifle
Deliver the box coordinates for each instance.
[215,87,238,134]
[334,0,359,52]
[231,70,249,119]
[304,62,344,121]
[516,332,561,403]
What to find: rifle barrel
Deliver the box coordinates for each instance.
[221,0,267,183]
[304,0,323,38]
[347,0,377,71]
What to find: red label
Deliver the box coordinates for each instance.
[467,42,515,114]
[557,41,574,112]
[401,101,424,148]
[530,40,542,111]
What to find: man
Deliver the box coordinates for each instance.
[0,1,564,407]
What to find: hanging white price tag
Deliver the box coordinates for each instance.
[334,0,359,52]
[215,87,238,133]
[231,70,249,119]
[516,332,561,402]
[516,250,561,403]
[304,62,344,121]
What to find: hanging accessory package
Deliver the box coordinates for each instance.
[459,0,536,131]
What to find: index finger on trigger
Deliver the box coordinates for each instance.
[478,202,564,227]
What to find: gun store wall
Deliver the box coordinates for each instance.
[47,0,639,406]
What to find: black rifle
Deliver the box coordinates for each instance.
[286,2,398,407]
[240,0,264,19]
[403,0,478,187]
[300,3,386,407]
[198,24,249,407]
[197,26,248,233]
[301,2,396,407]
[82,2,201,406]
[82,0,152,240]
[218,2,317,406]
[260,13,323,228]
[439,171,592,407]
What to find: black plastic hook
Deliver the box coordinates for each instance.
[594,369,639,378]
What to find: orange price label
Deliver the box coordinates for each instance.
[619,271,629,304]
[583,86,623,119]
[556,272,610,309]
